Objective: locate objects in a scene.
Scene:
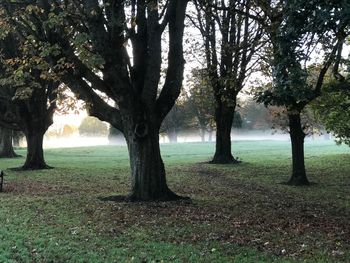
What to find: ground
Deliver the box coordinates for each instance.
[0,140,349,262]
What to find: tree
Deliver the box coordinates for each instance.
[61,125,77,137]
[160,101,193,143]
[256,0,350,185]
[79,117,109,137]
[187,68,244,141]
[313,77,350,146]
[2,0,189,200]
[239,99,272,130]
[187,68,216,142]
[0,32,58,170]
[190,0,264,163]
[0,127,18,158]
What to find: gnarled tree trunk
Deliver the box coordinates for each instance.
[125,121,181,201]
[0,127,18,158]
[212,101,238,164]
[288,113,309,185]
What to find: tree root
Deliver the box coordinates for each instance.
[210,155,241,164]
[9,164,54,171]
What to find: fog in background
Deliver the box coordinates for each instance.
[12,129,334,149]
[10,107,335,149]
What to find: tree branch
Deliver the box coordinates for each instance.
[61,73,124,132]
[156,0,188,124]
[141,0,162,107]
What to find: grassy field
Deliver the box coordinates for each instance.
[0,140,349,262]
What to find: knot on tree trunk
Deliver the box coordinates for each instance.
[134,122,148,138]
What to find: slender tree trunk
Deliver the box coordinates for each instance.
[212,102,239,164]
[288,113,309,185]
[200,127,206,142]
[0,127,19,158]
[22,130,50,170]
[125,123,182,201]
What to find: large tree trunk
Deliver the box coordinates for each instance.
[288,113,309,185]
[22,129,50,170]
[0,127,19,158]
[125,123,182,201]
[212,102,239,164]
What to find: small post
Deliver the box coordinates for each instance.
[0,170,3,192]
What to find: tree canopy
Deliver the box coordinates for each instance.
[314,77,350,145]
[79,116,109,137]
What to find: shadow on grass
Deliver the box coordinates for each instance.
[279,181,318,186]
[8,165,54,172]
[98,195,192,204]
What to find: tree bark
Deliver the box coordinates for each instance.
[0,127,19,158]
[288,113,309,185]
[21,130,50,170]
[125,121,182,201]
[211,102,239,164]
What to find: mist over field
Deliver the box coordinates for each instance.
[28,129,336,149]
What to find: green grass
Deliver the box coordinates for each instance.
[0,140,349,262]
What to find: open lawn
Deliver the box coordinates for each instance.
[0,140,349,262]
